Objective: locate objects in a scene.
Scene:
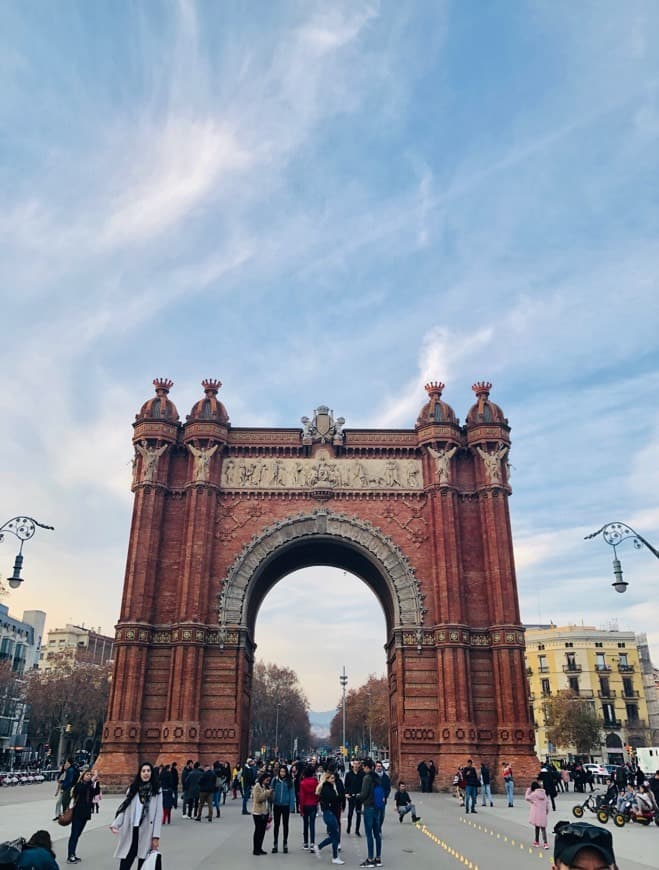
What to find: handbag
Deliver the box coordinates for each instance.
[57,807,74,826]
[141,850,162,870]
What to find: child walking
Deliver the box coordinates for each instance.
[525,780,549,849]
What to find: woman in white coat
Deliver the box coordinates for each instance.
[110,762,162,870]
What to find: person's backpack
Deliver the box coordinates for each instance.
[373,782,386,810]
[0,837,24,870]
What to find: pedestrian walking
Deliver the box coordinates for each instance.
[463,759,479,813]
[196,764,217,822]
[313,770,344,864]
[91,769,102,814]
[359,759,382,868]
[110,761,162,870]
[525,780,549,849]
[538,763,558,811]
[170,762,179,809]
[66,768,94,864]
[502,762,515,807]
[480,761,493,807]
[299,764,320,851]
[345,759,364,836]
[251,772,273,856]
[159,765,174,825]
[271,764,295,853]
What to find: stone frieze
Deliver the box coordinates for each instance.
[221,455,423,491]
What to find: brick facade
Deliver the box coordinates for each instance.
[99,379,538,789]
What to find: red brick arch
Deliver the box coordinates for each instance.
[99,382,538,788]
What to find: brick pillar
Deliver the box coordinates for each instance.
[101,437,174,780]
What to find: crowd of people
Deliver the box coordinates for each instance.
[11,752,655,869]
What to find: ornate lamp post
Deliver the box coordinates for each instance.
[340,666,348,755]
[0,516,54,588]
[585,522,659,593]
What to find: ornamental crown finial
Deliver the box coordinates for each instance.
[471,381,492,397]
[153,378,174,394]
[201,379,222,395]
[424,381,445,396]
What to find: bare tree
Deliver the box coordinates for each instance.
[329,674,389,754]
[25,653,111,762]
[249,661,312,757]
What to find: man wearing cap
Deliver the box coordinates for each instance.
[552,821,616,870]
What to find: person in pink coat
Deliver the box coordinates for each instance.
[525,780,549,849]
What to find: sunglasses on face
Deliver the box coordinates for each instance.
[553,821,613,848]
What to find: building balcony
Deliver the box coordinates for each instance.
[603,719,622,729]
[618,664,635,673]
[621,689,639,699]
[595,664,612,672]
[562,664,582,673]
[538,666,550,674]
[578,689,594,698]
[597,690,617,699]
[625,719,647,730]
[526,667,533,676]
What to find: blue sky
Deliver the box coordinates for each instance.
[1,1,659,710]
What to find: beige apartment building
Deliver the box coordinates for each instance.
[525,624,654,764]
[40,623,114,671]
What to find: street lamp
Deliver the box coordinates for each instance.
[0,517,54,588]
[585,522,659,593]
[340,666,348,755]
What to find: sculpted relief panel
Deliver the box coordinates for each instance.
[221,455,423,491]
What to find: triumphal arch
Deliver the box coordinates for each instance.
[101,378,537,787]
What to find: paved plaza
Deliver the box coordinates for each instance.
[0,784,656,869]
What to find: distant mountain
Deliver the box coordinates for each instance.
[309,709,336,737]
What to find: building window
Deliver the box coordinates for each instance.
[539,655,549,673]
[538,644,545,651]
[617,642,626,648]
[541,678,551,696]
[599,677,610,697]
[595,642,603,648]
[566,652,577,670]
[602,703,615,724]
[625,704,639,723]
[596,653,607,671]
[623,678,634,697]
[568,676,580,692]
[565,642,573,648]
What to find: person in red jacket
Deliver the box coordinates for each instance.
[299,765,320,851]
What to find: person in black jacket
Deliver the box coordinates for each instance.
[170,762,179,809]
[313,771,343,864]
[185,762,203,819]
[463,760,479,814]
[538,764,558,811]
[67,768,94,864]
[359,759,382,868]
[394,782,421,823]
[345,759,364,836]
[196,765,217,822]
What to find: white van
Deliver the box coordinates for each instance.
[636,746,659,774]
